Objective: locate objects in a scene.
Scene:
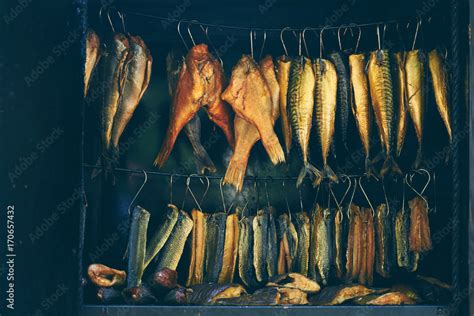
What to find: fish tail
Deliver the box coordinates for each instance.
[223,158,248,192]
[154,130,177,168]
[365,157,378,179]
[297,163,321,187]
[380,156,402,178]
[261,133,286,165]
[322,164,338,184]
[193,148,217,175]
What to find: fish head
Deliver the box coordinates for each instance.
[112,33,130,59]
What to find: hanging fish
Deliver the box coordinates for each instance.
[127,206,150,288]
[346,204,363,282]
[253,209,269,283]
[288,56,319,186]
[408,196,432,253]
[277,55,293,155]
[84,29,101,97]
[405,50,425,168]
[368,50,402,177]
[349,53,373,173]
[375,204,395,278]
[205,212,227,283]
[277,214,298,274]
[394,52,409,157]
[358,207,375,285]
[294,212,310,276]
[238,216,259,288]
[315,207,333,285]
[266,208,278,278]
[218,213,239,283]
[333,208,347,281]
[187,209,208,286]
[395,208,419,272]
[313,58,338,185]
[428,49,453,143]
[329,51,351,153]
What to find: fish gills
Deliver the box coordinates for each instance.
[187,209,208,286]
[238,216,259,288]
[349,53,372,170]
[102,33,130,156]
[156,210,193,271]
[428,49,453,142]
[266,208,278,278]
[295,212,310,276]
[334,209,347,280]
[405,50,425,168]
[288,57,319,186]
[111,35,152,150]
[329,51,351,152]
[315,207,333,285]
[394,52,409,157]
[127,206,150,287]
[144,204,179,268]
[253,209,269,282]
[218,213,240,283]
[313,58,338,185]
[278,56,293,155]
[375,204,394,278]
[368,50,401,177]
[205,213,227,282]
[85,30,101,97]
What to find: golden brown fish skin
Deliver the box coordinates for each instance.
[310,285,376,306]
[405,50,425,168]
[428,49,453,142]
[101,33,130,156]
[222,55,285,165]
[223,56,281,192]
[409,197,432,253]
[87,264,126,288]
[366,207,375,285]
[366,292,415,305]
[334,210,346,281]
[111,35,152,150]
[368,50,401,177]
[218,213,239,283]
[267,272,321,293]
[85,30,101,97]
[394,52,409,157]
[295,212,310,276]
[277,55,293,155]
[253,210,269,283]
[187,209,207,286]
[349,53,372,171]
[313,58,338,185]
[238,216,259,288]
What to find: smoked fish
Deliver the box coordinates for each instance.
[375,204,394,278]
[267,207,278,278]
[253,209,269,282]
[294,212,310,276]
[395,208,419,272]
[127,206,150,288]
[405,50,425,168]
[277,55,293,155]
[222,55,285,165]
[310,285,376,306]
[205,212,227,282]
[428,49,453,142]
[238,216,259,288]
[313,58,338,185]
[87,264,126,288]
[409,197,432,253]
[368,50,402,177]
[166,284,247,305]
[394,52,409,157]
[267,272,320,293]
[218,213,239,283]
[85,29,101,97]
[334,209,347,280]
[277,214,298,273]
[187,209,208,286]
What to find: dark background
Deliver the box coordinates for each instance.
[0,0,471,315]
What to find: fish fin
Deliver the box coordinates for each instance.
[297,164,321,187]
[322,164,338,183]
[223,159,247,192]
[193,152,217,175]
[262,134,286,165]
[380,156,402,178]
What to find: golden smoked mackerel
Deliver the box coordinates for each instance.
[277,56,293,155]
[295,212,310,276]
[313,58,338,185]
[85,30,101,97]
[288,57,318,186]
[187,209,207,286]
[205,213,227,283]
[394,52,409,157]
[368,50,401,177]
[405,50,425,168]
[253,209,269,282]
[238,216,259,288]
[428,49,453,142]
[218,213,239,283]
[349,53,372,172]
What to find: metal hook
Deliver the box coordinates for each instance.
[406,173,429,210]
[169,174,175,204]
[298,31,302,56]
[117,10,126,33]
[346,178,357,219]
[177,20,189,50]
[376,25,381,51]
[282,181,291,219]
[259,30,267,61]
[351,23,362,54]
[302,27,311,57]
[185,175,204,212]
[264,180,271,209]
[220,178,227,213]
[411,19,421,51]
[337,24,346,51]
[280,27,291,56]
[337,175,353,206]
[358,177,375,217]
[320,25,329,58]
[187,20,199,46]
[298,186,304,213]
[249,30,255,58]
[104,7,116,33]
[128,170,147,215]
[382,181,390,217]
[329,185,342,212]
[201,25,223,66]
[200,175,210,206]
[433,171,437,213]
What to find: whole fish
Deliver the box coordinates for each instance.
[313,58,338,185]
[277,55,293,155]
[405,50,425,168]
[428,49,453,142]
[329,51,351,152]
[277,214,298,273]
[395,208,419,272]
[101,33,130,162]
[166,49,217,174]
[154,44,235,168]
[349,53,373,173]
[288,56,318,186]
[267,208,278,278]
[111,35,152,151]
[364,207,376,285]
[394,52,409,157]
[334,209,347,280]
[408,196,432,253]
[368,50,402,177]
[294,212,310,276]
[222,55,285,165]
[127,206,150,288]
[218,213,239,283]
[346,205,363,282]
[156,210,193,271]
[85,29,101,97]
[308,207,318,280]
[315,207,333,285]
[238,216,259,288]
[223,56,281,192]
[187,209,208,286]
[144,204,179,268]
[205,212,227,282]
[375,204,394,278]
[253,209,269,282]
